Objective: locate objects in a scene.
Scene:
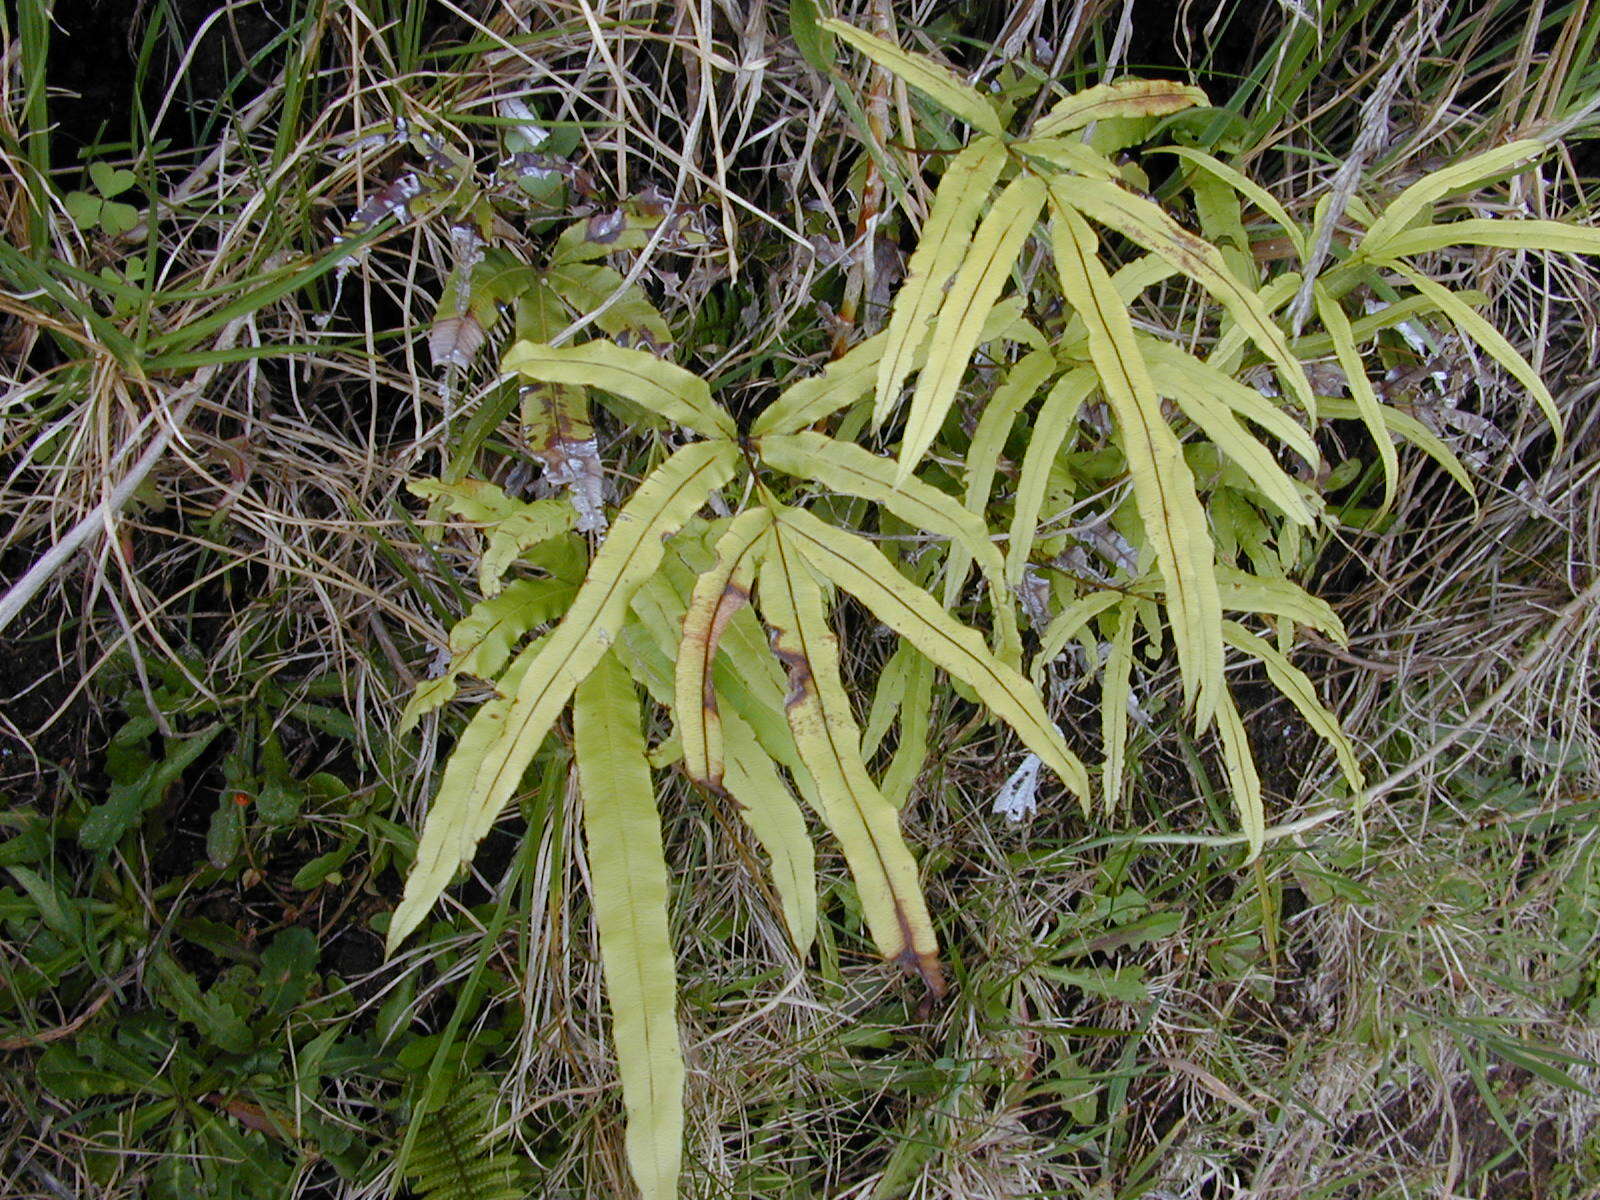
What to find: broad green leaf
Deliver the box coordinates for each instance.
[1143,349,1316,523]
[1031,79,1207,139]
[760,429,1019,665]
[399,583,573,732]
[875,137,1009,427]
[1290,292,1484,362]
[1006,368,1096,586]
[862,644,912,760]
[411,479,575,594]
[502,339,736,441]
[1214,687,1264,861]
[1032,590,1125,687]
[1215,565,1345,641]
[755,297,1036,439]
[947,348,1057,609]
[1056,254,1184,361]
[150,952,254,1055]
[821,19,1005,136]
[752,332,885,437]
[1315,395,1474,498]
[721,709,818,951]
[1222,622,1365,797]
[1357,139,1547,257]
[518,378,606,532]
[1049,199,1223,725]
[1362,217,1600,261]
[880,644,934,808]
[757,532,943,991]
[1211,272,1300,377]
[776,506,1090,807]
[984,294,1050,348]
[79,727,223,852]
[37,1041,166,1099]
[447,578,575,679]
[388,441,738,952]
[901,173,1047,484]
[1057,254,1185,358]
[1109,252,1185,301]
[89,160,136,198]
[1140,339,1318,466]
[675,509,772,789]
[1314,282,1400,512]
[547,262,673,350]
[7,865,83,948]
[1385,260,1564,447]
[645,535,805,778]
[206,796,244,869]
[621,549,817,945]
[574,651,684,1200]
[549,206,670,268]
[624,570,693,703]
[715,609,809,778]
[788,0,835,74]
[1187,160,1256,284]
[1157,145,1306,260]
[1050,177,1317,421]
[1012,137,1120,180]
[1035,963,1149,1002]
[1101,601,1137,814]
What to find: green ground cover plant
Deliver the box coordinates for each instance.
[3,2,1600,1197]
[386,17,1597,1197]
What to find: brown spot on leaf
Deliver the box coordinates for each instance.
[894,939,947,1000]
[774,645,814,710]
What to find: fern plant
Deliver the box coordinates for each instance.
[401,1073,531,1200]
[388,20,1596,1198]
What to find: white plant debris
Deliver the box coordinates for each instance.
[336,118,410,159]
[993,753,1045,823]
[497,97,549,151]
[535,433,607,533]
